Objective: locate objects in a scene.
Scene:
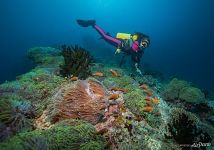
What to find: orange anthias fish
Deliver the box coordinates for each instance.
[144,97,152,101]
[155,112,161,116]
[110,69,120,77]
[143,107,153,112]
[70,75,78,81]
[146,101,153,107]
[108,93,120,100]
[143,89,153,97]
[110,87,128,93]
[140,84,148,90]
[93,72,104,77]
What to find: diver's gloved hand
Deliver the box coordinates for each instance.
[115,48,121,54]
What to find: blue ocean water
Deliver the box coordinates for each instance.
[0,0,213,91]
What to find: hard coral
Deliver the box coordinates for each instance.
[60,45,95,79]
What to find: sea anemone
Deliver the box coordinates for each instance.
[165,108,212,145]
[0,99,14,124]
[0,98,33,136]
[161,78,205,103]
[0,120,106,150]
[35,79,107,128]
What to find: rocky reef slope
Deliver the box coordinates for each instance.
[0,46,213,150]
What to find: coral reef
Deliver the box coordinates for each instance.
[60,45,95,79]
[0,46,213,150]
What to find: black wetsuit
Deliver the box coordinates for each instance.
[118,39,144,67]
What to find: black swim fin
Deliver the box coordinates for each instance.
[76,19,96,27]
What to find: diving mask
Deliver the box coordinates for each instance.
[140,38,150,48]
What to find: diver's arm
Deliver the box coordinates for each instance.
[115,41,124,54]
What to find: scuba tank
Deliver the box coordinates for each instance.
[116,33,131,40]
[115,33,133,54]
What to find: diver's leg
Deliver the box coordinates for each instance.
[93,25,122,46]
[77,19,121,46]
[119,55,126,67]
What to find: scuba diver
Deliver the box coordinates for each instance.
[76,19,150,75]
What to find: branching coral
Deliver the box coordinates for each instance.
[60,45,95,79]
